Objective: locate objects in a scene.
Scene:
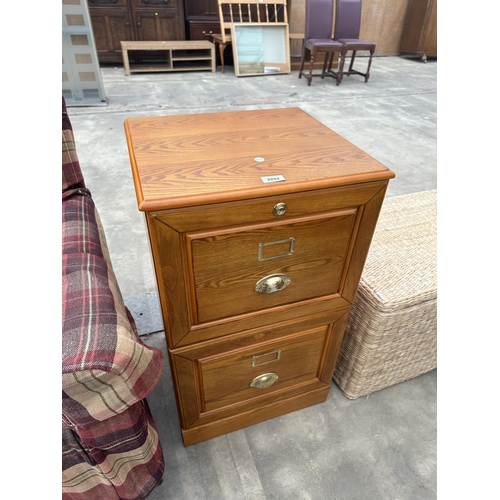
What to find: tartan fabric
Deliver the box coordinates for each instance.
[62,96,165,499]
[62,400,164,500]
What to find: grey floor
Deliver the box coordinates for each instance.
[67,56,437,500]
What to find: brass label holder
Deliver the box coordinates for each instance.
[258,237,295,261]
[252,349,281,367]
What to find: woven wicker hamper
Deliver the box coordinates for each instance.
[333,189,437,399]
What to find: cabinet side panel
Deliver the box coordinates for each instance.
[319,309,351,382]
[147,215,192,347]
[341,182,389,302]
[172,354,201,428]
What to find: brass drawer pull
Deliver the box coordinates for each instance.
[254,274,291,294]
[258,238,295,261]
[250,372,279,389]
[252,349,281,367]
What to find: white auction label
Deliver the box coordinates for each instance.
[261,175,286,183]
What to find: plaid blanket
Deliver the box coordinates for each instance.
[62,97,165,500]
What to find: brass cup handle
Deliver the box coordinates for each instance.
[250,372,279,389]
[254,274,291,294]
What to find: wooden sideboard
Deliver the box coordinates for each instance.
[125,108,395,445]
[88,0,186,63]
[183,0,218,40]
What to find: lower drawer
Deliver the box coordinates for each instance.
[170,309,350,444]
[201,325,328,412]
[188,21,220,41]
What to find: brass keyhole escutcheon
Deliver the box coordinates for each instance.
[273,202,287,216]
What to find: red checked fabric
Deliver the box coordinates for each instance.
[62,97,165,500]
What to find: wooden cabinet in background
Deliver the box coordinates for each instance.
[183,0,232,66]
[183,0,218,36]
[399,0,437,61]
[89,0,186,63]
[125,108,395,446]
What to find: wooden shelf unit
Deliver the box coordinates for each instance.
[121,40,215,75]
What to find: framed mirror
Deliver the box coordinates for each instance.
[230,23,290,77]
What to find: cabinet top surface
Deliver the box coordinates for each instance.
[124,108,395,211]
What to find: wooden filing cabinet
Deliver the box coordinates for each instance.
[124,108,395,446]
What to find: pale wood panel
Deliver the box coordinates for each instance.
[200,326,329,411]
[190,211,357,322]
[127,108,396,447]
[288,0,411,57]
[360,0,410,55]
[125,108,394,211]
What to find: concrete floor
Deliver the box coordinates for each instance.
[67,56,437,500]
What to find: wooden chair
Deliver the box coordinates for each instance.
[298,0,345,86]
[327,0,376,83]
[212,0,288,73]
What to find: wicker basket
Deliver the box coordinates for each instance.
[333,189,437,399]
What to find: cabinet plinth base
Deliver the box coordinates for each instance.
[181,384,330,446]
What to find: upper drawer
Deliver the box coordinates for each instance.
[151,182,385,232]
[188,208,357,322]
[148,180,389,346]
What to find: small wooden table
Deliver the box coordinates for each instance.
[121,40,215,76]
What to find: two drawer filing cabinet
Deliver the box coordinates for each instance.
[125,108,395,445]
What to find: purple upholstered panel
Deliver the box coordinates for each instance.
[305,0,334,41]
[335,0,362,40]
[306,39,344,47]
[337,38,374,48]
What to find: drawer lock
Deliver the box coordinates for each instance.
[273,202,288,216]
[250,372,279,389]
[254,274,291,293]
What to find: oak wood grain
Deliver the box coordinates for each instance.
[126,108,395,445]
[150,182,385,233]
[125,108,394,211]
[189,211,356,322]
[200,326,329,411]
[181,385,330,445]
[171,312,347,430]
